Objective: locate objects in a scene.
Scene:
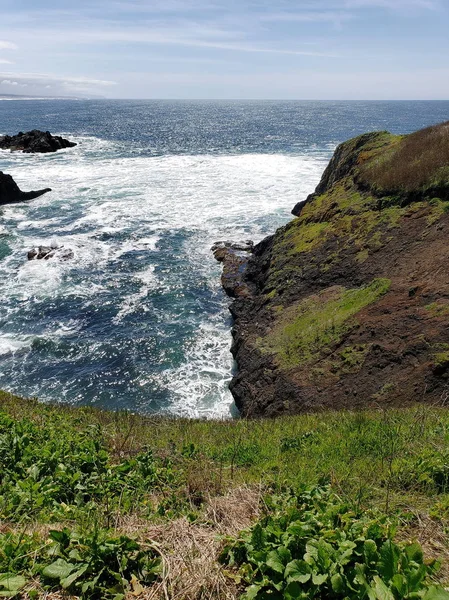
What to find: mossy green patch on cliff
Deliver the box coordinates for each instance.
[427,198,449,224]
[426,301,449,318]
[278,220,330,256]
[335,343,371,373]
[258,278,391,369]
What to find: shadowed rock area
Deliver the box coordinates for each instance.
[212,241,254,298]
[223,121,449,417]
[0,129,76,153]
[0,172,51,205]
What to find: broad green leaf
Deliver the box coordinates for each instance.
[250,524,266,551]
[312,573,328,586]
[42,558,75,580]
[276,546,292,565]
[304,540,319,565]
[391,573,407,597]
[378,541,400,581]
[266,550,285,574]
[364,539,379,565]
[372,575,395,600]
[0,574,26,591]
[331,573,345,593]
[61,564,89,589]
[405,543,424,564]
[422,586,449,600]
[244,584,262,600]
[354,564,376,600]
[285,581,302,600]
[284,560,311,583]
[407,564,427,591]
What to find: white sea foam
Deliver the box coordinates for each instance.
[0,334,32,356]
[0,135,331,417]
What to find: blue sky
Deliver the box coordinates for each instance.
[0,0,448,99]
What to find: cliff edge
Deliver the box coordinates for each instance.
[229,121,449,416]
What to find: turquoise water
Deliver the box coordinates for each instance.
[0,100,448,416]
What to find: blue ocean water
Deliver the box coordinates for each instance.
[0,100,448,417]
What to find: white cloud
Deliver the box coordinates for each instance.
[0,72,116,87]
[0,59,14,65]
[0,41,18,50]
[0,72,116,97]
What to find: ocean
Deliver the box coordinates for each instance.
[1,100,448,417]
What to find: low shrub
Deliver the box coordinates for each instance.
[220,485,449,599]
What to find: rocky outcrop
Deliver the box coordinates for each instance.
[0,130,76,153]
[28,245,73,261]
[223,122,449,417]
[212,241,254,298]
[0,172,51,205]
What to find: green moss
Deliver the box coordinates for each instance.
[427,198,449,225]
[258,278,391,368]
[373,382,397,400]
[336,344,370,373]
[425,302,449,318]
[434,352,449,367]
[355,248,369,263]
[282,221,330,255]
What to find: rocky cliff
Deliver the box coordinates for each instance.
[228,121,449,417]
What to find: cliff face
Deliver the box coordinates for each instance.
[229,122,449,417]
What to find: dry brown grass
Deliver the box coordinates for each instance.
[360,121,449,194]
[18,486,262,600]
[396,513,449,585]
[124,486,262,600]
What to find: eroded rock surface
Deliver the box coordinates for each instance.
[212,241,254,298]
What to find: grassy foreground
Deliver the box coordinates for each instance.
[1,391,449,599]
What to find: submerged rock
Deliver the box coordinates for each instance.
[0,129,76,153]
[28,245,74,261]
[0,172,51,205]
[212,240,254,298]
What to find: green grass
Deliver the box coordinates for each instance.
[258,278,391,369]
[2,392,449,596]
[358,121,449,196]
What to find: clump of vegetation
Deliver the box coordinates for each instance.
[2,393,449,597]
[426,302,449,318]
[39,529,160,599]
[359,121,449,196]
[220,485,448,600]
[259,278,390,368]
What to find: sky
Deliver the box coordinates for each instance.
[0,0,448,99]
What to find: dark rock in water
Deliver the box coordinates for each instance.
[28,245,74,261]
[291,199,307,217]
[212,240,254,298]
[0,172,51,205]
[0,129,76,153]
